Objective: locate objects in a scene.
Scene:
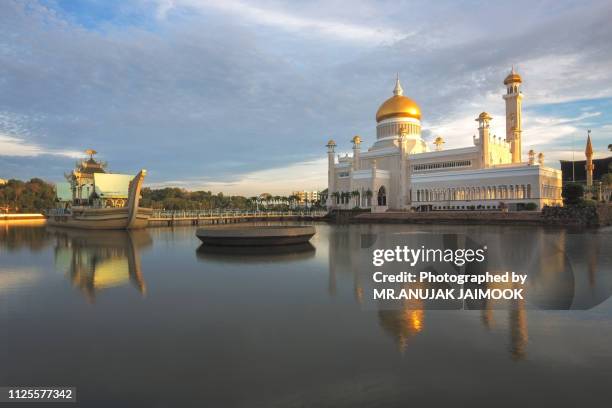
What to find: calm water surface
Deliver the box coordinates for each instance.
[1,222,612,407]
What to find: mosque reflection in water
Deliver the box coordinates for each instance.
[49,228,152,302]
[325,225,611,360]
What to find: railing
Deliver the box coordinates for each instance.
[46,208,71,216]
[150,209,327,219]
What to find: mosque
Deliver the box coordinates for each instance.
[326,69,563,211]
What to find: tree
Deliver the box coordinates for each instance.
[524,202,537,211]
[0,178,55,213]
[318,188,328,206]
[562,182,584,205]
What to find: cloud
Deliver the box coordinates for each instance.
[0,111,81,158]
[148,157,327,195]
[0,133,81,158]
[154,0,408,43]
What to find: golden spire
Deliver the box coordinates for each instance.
[433,136,445,151]
[393,73,403,96]
[585,130,593,157]
[85,149,97,159]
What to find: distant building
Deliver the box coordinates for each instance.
[559,157,611,184]
[560,133,611,201]
[292,190,320,204]
[0,178,6,186]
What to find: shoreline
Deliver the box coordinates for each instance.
[354,210,545,225]
[329,204,612,227]
[0,213,46,221]
[2,206,610,228]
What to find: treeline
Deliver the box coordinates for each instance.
[0,180,323,213]
[140,187,324,210]
[0,178,55,213]
[140,187,252,210]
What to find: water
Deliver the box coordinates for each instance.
[1,222,612,407]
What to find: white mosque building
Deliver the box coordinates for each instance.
[326,69,563,211]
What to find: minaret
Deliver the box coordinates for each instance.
[477,112,492,168]
[585,130,594,197]
[503,66,523,163]
[351,135,361,171]
[326,139,336,207]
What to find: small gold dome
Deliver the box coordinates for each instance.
[477,112,492,121]
[326,139,336,146]
[504,70,522,85]
[351,135,361,144]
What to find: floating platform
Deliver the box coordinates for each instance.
[196,225,316,246]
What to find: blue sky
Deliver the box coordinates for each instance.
[1,0,611,194]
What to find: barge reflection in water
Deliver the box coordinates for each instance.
[50,228,152,301]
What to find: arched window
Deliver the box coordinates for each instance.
[377,186,387,206]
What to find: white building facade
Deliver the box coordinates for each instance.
[326,70,562,211]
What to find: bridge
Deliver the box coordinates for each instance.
[148,209,327,227]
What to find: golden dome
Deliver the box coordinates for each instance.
[477,111,492,121]
[326,139,336,146]
[504,67,522,85]
[375,76,421,122]
[351,135,361,144]
[376,95,421,122]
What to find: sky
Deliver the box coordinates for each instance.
[0,0,611,195]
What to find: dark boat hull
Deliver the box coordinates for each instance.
[196,225,316,246]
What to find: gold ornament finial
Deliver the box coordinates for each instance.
[585,130,593,157]
[393,73,403,96]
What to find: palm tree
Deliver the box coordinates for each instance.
[365,189,373,207]
[287,194,299,208]
[249,196,259,211]
[351,190,360,208]
[341,192,350,206]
